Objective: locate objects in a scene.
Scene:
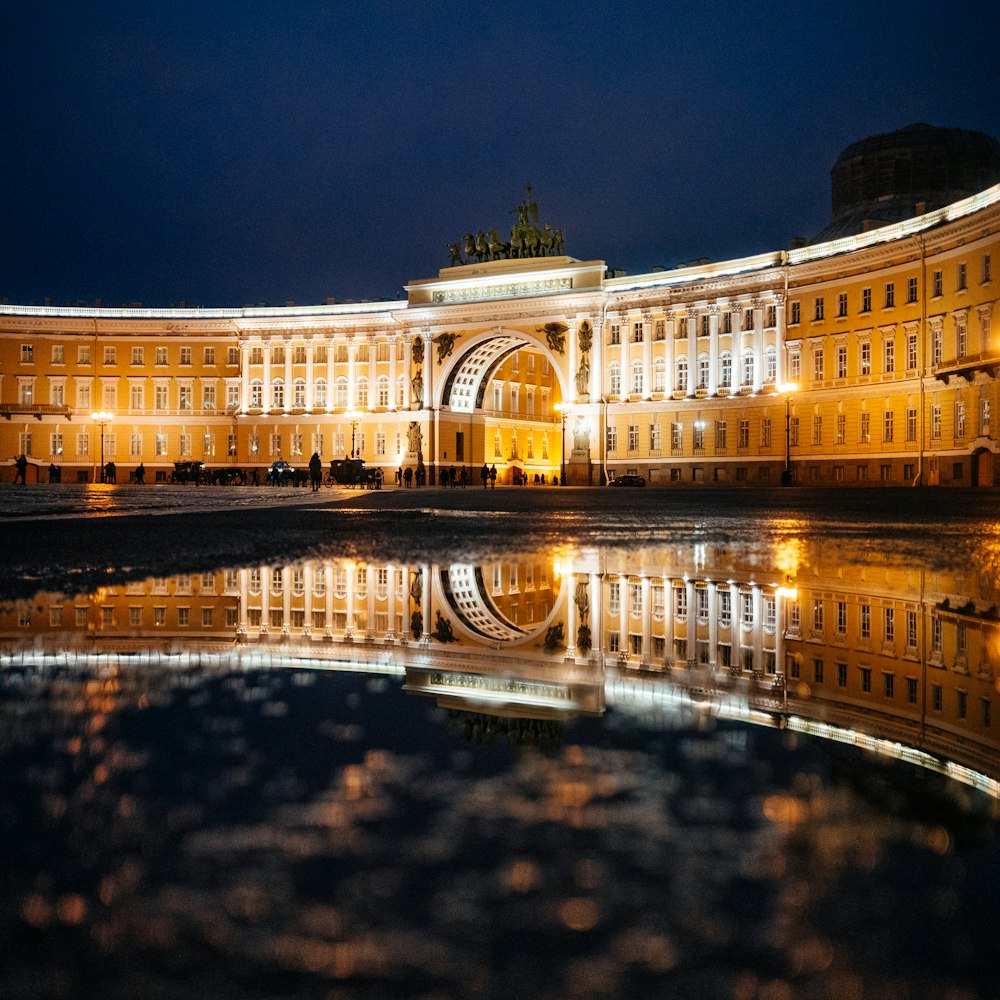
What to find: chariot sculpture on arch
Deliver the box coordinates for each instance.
[447,184,566,264]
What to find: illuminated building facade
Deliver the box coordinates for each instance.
[2,543,996,792]
[2,181,999,486]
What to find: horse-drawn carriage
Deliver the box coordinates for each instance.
[170,461,246,485]
[267,461,310,487]
[170,461,204,485]
[325,458,380,488]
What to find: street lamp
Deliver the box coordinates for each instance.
[554,402,570,485]
[91,410,114,483]
[780,383,797,486]
[345,409,362,458]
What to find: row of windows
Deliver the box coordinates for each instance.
[608,307,780,345]
[18,344,240,367]
[789,257,992,325]
[605,582,776,629]
[607,348,779,395]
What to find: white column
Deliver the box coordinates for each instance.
[685,579,696,665]
[568,320,579,405]
[262,340,272,412]
[386,566,397,640]
[664,577,675,666]
[324,565,334,639]
[589,572,601,661]
[752,299,764,393]
[404,335,414,409]
[731,310,743,389]
[282,566,292,635]
[640,576,651,666]
[687,310,698,397]
[305,340,315,411]
[368,337,377,407]
[304,564,313,635]
[239,341,250,412]
[260,566,270,635]
[388,334,398,410]
[642,313,653,400]
[618,573,628,661]
[565,574,577,659]
[367,563,376,638]
[752,585,763,671]
[421,332,432,409]
[591,319,604,401]
[775,295,786,388]
[619,315,629,398]
[730,582,741,669]
[326,338,336,413]
[346,567,356,638]
[284,338,293,413]
[347,339,357,409]
[664,312,675,396]
[708,582,719,671]
[708,306,720,396]
[238,568,249,638]
[420,565,431,642]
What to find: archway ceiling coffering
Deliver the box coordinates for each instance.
[443,335,528,413]
[442,565,527,642]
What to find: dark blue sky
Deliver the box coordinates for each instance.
[2,1,998,307]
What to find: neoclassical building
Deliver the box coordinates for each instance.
[2,148,999,486]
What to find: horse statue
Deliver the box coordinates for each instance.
[539,224,553,256]
[463,233,476,260]
[509,227,524,259]
[553,229,565,255]
[474,230,489,261]
[488,227,507,259]
[447,242,464,266]
[521,225,540,257]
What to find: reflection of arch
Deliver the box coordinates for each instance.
[438,329,570,412]
[435,563,566,647]
[972,447,994,487]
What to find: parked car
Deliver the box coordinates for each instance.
[609,474,646,487]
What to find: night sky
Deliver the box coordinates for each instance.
[2,1,998,308]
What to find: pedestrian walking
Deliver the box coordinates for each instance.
[308,452,322,492]
[135,462,145,484]
[480,463,489,489]
[489,464,497,489]
[14,454,28,484]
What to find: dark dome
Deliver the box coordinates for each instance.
[813,123,1000,242]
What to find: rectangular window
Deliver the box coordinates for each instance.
[884,339,895,373]
[52,345,64,365]
[907,678,918,704]
[837,345,848,378]
[907,332,917,370]
[884,283,895,309]
[931,404,942,439]
[715,421,727,451]
[609,324,620,346]
[859,412,870,443]
[955,401,965,437]
[882,410,893,443]
[103,347,115,366]
[906,407,917,442]
[836,601,847,634]
[907,276,918,303]
[131,346,143,365]
[860,342,871,375]
[78,345,91,365]
[180,347,192,366]
[813,658,824,683]
[813,297,824,322]
[156,346,168,366]
[837,292,847,317]
[813,348,824,381]
[790,301,801,324]
[837,662,848,688]
[861,288,872,312]
[932,270,943,297]
[812,599,824,632]
[861,667,872,693]
[957,262,967,290]
[761,418,771,448]
[883,607,895,644]
[650,423,661,451]
[671,423,682,450]
[606,425,617,452]
[836,413,846,444]
[738,419,750,449]
[228,346,240,366]
[983,255,992,284]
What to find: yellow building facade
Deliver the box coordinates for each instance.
[1,185,998,486]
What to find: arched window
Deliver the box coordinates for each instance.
[293,378,306,408]
[697,353,710,390]
[397,375,408,407]
[609,361,621,396]
[271,378,284,408]
[675,358,688,393]
[719,351,732,389]
[376,374,390,407]
[742,350,755,387]
[335,376,348,408]
[653,356,666,393]
[250,379,263,408]
[763,345,777,386]
[314,377,327,408]
[631,359,644,395]
[357,377,369,407]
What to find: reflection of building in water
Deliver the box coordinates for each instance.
[1,548,997,789]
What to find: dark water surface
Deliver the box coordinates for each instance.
[0,486,998,999]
